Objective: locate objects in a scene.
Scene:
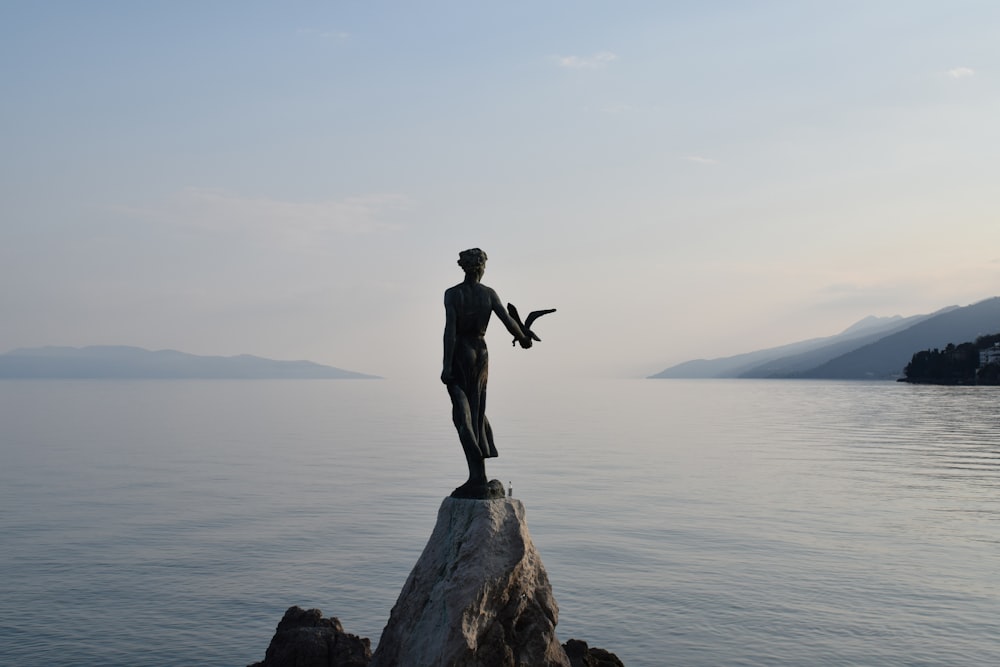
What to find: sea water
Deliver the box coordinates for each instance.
[1,378,998,666]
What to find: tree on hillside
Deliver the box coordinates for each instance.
[902,332,1000,384]
[976,333,1000,349]
[903,342,979,383]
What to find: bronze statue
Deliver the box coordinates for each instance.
[441,248,554,499]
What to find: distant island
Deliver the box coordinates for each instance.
[650,296,1000,381]
[899,333,1000,385]
[0,346,380,379]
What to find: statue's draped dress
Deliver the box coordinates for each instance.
[450,282,498,458]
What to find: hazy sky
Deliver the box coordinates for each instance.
[2,1,998,379]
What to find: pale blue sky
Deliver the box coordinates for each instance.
[2,1,998,378]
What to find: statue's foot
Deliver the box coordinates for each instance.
[451,479,487,499]
[450,479,506,500]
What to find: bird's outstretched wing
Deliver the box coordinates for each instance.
[507,303,524,329]
[524,308,556,330]
[507,303,556,344]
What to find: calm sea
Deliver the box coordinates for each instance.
[1,378,998,666]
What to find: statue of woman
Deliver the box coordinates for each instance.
[441,248,532,498]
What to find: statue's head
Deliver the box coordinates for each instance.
[457,248,488,276]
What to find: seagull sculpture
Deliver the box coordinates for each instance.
[507,303,556,346]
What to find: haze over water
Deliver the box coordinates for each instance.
[2,378,998,666]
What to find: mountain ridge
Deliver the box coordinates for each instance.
[794,297,1000,380]
[651,298,997,380]
[650,311,939,379]
[0,345,380,379]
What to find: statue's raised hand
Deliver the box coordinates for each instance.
[507,304,556,347]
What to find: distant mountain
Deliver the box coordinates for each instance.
[838,314,907,336]
[737,310,951,379]
[0,346,380,379]
[650,312,936,379]
[796,297,1000,380]
[649,298,1000,381]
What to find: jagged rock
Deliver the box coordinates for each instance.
[248,606,371,667]
[564,638,626,667]
[370,493,570,667]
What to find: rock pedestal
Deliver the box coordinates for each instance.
[371,493,570,667]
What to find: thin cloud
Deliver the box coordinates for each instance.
[683,155,718,165]
[297,28,351,42]
[554,51,617,69]
[947,66,975,78]
[115,188,407,248]
[599,104,633,114]
[809,281,928,313]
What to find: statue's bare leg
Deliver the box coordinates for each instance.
[447,384,487,488]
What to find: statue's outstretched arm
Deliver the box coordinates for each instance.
[490,289,531,348]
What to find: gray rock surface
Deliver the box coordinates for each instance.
[371,493,570,667]
[248,606,371,667]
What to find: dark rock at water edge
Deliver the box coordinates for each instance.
[248,606,371,667]
[249,608,624,667]
[564,639,626,667]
